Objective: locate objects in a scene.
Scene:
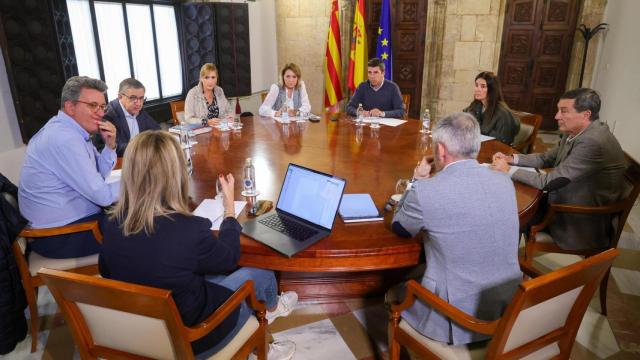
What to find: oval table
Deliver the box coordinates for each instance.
[187,114,541,302]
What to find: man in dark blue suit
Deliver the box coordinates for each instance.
[95,78,160,156]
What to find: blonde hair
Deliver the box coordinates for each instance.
[109,131,191,235]
[200,63,218,79]
[281,63,302,89]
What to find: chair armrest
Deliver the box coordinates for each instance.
[527,200,628,244]
[184,280,266,341]
[390,280,498,335]
[19,221,103,244]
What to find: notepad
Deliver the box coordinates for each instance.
[193,198,247,230]
[362,118,407,127]
[338,193,383,223]
[169,123,212,135]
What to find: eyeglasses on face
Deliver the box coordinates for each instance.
[120,94,147,103]
[75,100,108,113]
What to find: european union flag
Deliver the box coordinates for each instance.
[375,0,392,80]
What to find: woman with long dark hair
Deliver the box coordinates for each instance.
[464,71,520,145]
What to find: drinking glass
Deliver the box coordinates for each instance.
[297,110,309,122]
[232,115,242,130]
[215,177,224,199]
[219,111,230,131]
[370,117,380,129]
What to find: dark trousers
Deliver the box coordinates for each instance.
[29,212,104,259]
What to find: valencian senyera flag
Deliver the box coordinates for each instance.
[324,0,343,108]
[375,0,392,80]
[347,0,367,92]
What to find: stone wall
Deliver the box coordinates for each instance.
[275,1,333,113]
[566,0,607,89]
[423,0,506,120]
[271,0,606,118]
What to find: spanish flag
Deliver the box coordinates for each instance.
[324,0,343,108]
[347,0,367,92]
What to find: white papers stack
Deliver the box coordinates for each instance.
[480,163,543,173]
[193,198,247,230]
[273,116,306,123]
[362,118,407,127]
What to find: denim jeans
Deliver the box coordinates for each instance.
[196,267,277,358]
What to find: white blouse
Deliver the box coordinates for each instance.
[259,80,311,117]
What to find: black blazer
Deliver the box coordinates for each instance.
[99,213,242,354]
[95,99,160,156]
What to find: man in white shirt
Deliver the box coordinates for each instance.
[95,78,159,156]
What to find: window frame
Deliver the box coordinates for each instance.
[75,0,182,106]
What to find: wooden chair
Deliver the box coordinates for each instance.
[401,93,411,119]
[170,100,185,125]
[10,219,102,352]
[39,268,267,360]
[511,110,542,154]
[522,153,640,316]
[260,91,268,103]
[389,249,618,359]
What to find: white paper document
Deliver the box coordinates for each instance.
[362,118,407,127]
[193,198,247,230]
[273,116,306,123]
[480,135,495,142]
[105,169,122,184]
[480,163,543,173]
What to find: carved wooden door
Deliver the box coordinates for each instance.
[365,0,427,118]
[498,0,579,130]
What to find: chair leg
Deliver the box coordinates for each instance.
[26,287,39,352]
[389,325,401,360]
[600,268,611,316]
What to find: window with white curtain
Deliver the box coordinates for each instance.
[66,0,182,102]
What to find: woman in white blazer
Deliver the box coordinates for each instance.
[259,63,311,117]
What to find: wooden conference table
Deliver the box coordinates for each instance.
[187,114,541,302]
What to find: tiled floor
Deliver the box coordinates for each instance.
[3,133,639,360]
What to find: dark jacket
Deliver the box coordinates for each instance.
[94,99,160,156]
[0,173,28,355]
[99,213,242,355]
[464,101,520,145]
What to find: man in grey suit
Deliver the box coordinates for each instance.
[493,88,627,250]
[392,112,521,345]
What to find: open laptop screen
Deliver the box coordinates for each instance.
[276,164,346,230]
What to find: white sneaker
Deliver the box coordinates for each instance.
[265,291,298,324]
[248,340,295,360]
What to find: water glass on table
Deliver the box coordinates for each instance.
[370,117,380,129]
[219,111,230,131]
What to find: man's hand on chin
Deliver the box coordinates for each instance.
[98,121,117,150]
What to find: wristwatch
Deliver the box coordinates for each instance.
[381,111,386,117]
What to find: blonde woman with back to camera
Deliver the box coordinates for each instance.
[98,131,297,359]
[184,63,233,126]
[259,63,311,117]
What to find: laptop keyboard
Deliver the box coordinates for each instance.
[259,214,319,242]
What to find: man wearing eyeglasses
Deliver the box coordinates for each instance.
[95,78,159,156]
[19,76,119,259]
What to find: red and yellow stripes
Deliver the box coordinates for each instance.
[324,0,343,108]
[347,0,367,92]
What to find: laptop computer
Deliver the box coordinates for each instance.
[242,163,346,257]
